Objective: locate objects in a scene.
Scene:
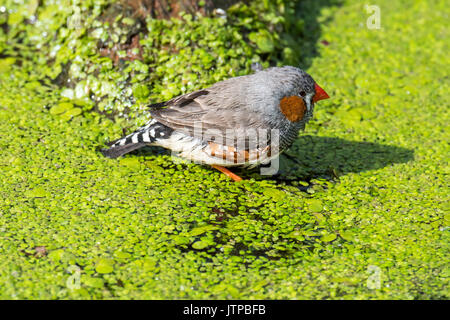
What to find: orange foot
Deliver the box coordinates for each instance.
[212,165,242,182]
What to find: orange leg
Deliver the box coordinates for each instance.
[212,165,243,182]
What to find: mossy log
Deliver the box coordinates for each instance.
[122,0,241,19]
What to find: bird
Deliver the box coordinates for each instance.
[101,66,329,181]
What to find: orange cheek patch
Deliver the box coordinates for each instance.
[279,96,306,122]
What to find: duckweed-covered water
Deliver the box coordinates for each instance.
[0,0,448,299]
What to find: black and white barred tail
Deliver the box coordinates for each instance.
[101,119,173,159]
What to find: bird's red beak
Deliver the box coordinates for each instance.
[312,83,330,103]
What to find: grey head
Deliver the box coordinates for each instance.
[242,66,319,127]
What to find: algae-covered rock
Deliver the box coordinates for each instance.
[1,0,303,128]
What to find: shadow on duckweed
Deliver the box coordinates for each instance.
[295,0,343,69]
[242,135,415,183]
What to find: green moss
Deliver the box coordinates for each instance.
[1,0,303,128]
[0,0,448,300]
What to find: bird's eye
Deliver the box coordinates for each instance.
[299,91,306,97]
